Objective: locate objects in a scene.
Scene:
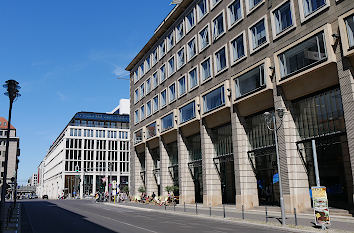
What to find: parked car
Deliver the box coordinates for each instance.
[42,195,48,199]
[32,194,38,199]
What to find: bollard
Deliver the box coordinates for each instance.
[223,205,226,218]
[209,206,211,216]
[242,205,245,220]
[196,202,198,215]
[184,202,186,212]
[294,208,297,226]
[265,206,268,223]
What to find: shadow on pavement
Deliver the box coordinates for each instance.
[20,200,119,233]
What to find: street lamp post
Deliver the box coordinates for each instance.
[264,108,286,226]
[1,80,20,229]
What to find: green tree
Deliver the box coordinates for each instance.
[138,186,146,194]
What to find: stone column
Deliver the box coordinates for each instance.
[160,138,173,198]
[80,173,84,199]
[178,129,195,204]
[145,145,157,196]
[335,37,354,207]
[200,119,222,206]
[231,107,259,209]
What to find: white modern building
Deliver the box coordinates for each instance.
[37,102,130,199]
[28,173,38,187]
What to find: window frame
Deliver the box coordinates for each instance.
[134,88,139,104]
[146,77,152,94]
[166,30,175,52]
[177,46,186,70]
[270,0,296,40]
[198,24,211,52]
[248,15,270,54]
[227,0,244,30]
[146,100,152,117]
[212,10,226,42]
[338,9,354,57]
[178,75,187,98]
[229,30,247,66]
[140,83,145,99]
[210,0,222,10]
[168,82,177,103]
[298,0,330,23]
[134,109,140,125]
[202,84,226,114]
[187,36,198,61]
[152,47,159,67]
[160,111,176,133]
[188,66,199,92]
[167,56,176,77]
[186,7,196,34]
[140,105,145,121]
[152,95,159,114]
[160,63,167,83]
[200,56,213,83]
[246,0,265,16]
[213,45,229,75]
[176,20,185,43]
[179,100,197,125]
[159,39,167,59]
[160,89,167,109]
[197,0,209,22]
[145,56,151,72]
[152,71,159,90]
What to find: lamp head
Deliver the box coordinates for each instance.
[276,108,286,119]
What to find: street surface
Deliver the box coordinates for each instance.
[20,199,298,233]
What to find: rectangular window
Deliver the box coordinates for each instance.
[160,64,167,82]
[152,48,158,66]
[250,18,267,50]
[134,110,139,124]
[273,1,293,35]
[278,32,327,78]
[159,40,166,58]
[134,70,139,83]
[140,105,145,120]
[139,64,144,78]
[134,130,143,144]
[145,57,151,71]
[199,25,210,51]
[345,16,354,48]
[231,34,245,63]
[146,122,157,139]
[134,89,139,103]
[177,47,185,69]
[197,0,208,21]
[186,9,196,32]
[140,83,145,98]
[201,58,212,81]
[146,78,151,93]
[249,0,262,10]
[211,0,221,8]
[203,86,225,113]
[153,96,159,113]
[228,0,242,27]
[160,89,167,108]
[187,38,197,61]
[302,0,326,17]
[180,101,196,124]
[176,21,185,42]
[235,64,265,98]
[169,83,176,103]
[168,57,175,77]
[161,113,174,132]
[215,47,227,73]
[146,100,152,116]
[189,68,198,90]
[167,31,175,51]
[213,12,225,40]
[178,76,187,97]
[153,72,159,89]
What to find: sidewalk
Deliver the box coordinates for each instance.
[103,201,354,233]
[1,202,21,233]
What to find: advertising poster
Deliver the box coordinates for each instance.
[311,186,330,226]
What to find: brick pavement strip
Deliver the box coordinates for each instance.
[103,202,354,233]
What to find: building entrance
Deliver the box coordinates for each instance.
[212,124,236,204]
[137,152,146,187]
[83,175,93,195]
[186,134,203,203]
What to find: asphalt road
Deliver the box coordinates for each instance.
[20,199,298,233]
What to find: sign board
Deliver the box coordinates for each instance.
[311,186,330,226]
[112,181,117,189]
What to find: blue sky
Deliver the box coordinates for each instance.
[0,0,174,184]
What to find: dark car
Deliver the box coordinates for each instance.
[42,195,48,199]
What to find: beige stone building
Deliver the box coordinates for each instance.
[127,0,354,213]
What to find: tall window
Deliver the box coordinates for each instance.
[231,34,245,63]
[146,78,151,94]
[139,64,144,78]
[197,0,208,21]
[134,110,139,124]
[187,38,197,60]
[201,58,212,81]
[189,68,198,90]
[213,12,225,40]
[146,122,157,139]
[134,89,139,103]
[160,64,166,82]
[302,0,326,17]
[199,25,210,51]
[211,0,221,8]
[176,21,185,42]
[186,9,196,32]
[178,76,187,97]
[278,32,327,78]
[147,100,152,116]
[140,83,145,98]
[159,41,166,58]
[145,57,151,71]
[249,0,262,11]
[345,15,354,48]
[153,96,159,113]
[134,70,139,83]
[169,83,176,103]
[228,0,242,27]
[168,57,175,77]
[177,47,185,69]
[250,18,267,50]
[273,1,293,35]
[180,101,196,124]
[140,105,145,120]
[235,64,265,98]
[161,113,174,132]
[152,48,158,66]
[167,31,175,51]
[215,47,227,73]
[160,90,167,108]
[203,86,225,113]
[153,72,159,89]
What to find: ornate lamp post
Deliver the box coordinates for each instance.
[1,80,20,228]
[264,108,286,226]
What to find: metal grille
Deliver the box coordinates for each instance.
[246,112,275,150]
